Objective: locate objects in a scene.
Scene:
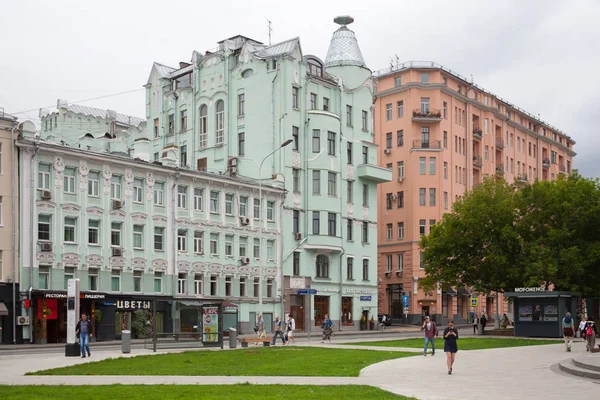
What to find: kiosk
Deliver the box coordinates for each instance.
[503,288,579,338]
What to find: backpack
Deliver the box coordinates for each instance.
[586,324,594,337]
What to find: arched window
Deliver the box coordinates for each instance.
[199,105,208,147]
[316,255,329,278]
[215,100,224,145]
[307,58,323,77]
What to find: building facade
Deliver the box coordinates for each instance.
[374,62,576,325]
[0,109,20,344]
[143,15,390,331]
[17,102,284,343]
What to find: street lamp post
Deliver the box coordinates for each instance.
[246,139,293,317]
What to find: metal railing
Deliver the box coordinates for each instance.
[495,137,504,148]
[412,140,441,149]
[559,164,566,173]
[412,108,442,119]
[542,158,551,167]
[473,155,483,166]
[495,164,505,174]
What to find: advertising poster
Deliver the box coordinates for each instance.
[519,304,533,321]
[202,306,219,343]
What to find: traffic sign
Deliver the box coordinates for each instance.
[359,296,372,301]
[470,297,478,307]
[297,289,317,295]
[402,295,409,308]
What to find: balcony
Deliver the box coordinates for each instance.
[412,108,442,122]
[473,127,483,140]
[357,164,393,183]
[495,164,505,175]
[559,164,566,174]
[412,140,441,150]
[542,158,550,169]
[495,137,504,149]
[516,173,528,183]
[304,234,344,252]
[472,155,483,168]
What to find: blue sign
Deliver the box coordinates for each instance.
[402,295,409,308]
[359,296,372,301]
[297,289,317,295]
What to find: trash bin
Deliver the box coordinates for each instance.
[122,330,131,354]
[477,324,484,336]
[228,328,237,349]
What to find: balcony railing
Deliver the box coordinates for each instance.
[517,173,528,182]
[542,158,550,168]
[495,164,505,174]
[559,164,566,173]
[473,155,483,168]
[412,140,441,150]
[495,137,504,149]
[412,109,442,121]
[473,127,483,140]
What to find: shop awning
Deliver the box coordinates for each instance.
[459,288,471,296]
[0,302,8,316]
[444,288,457,296]
[223,301,238,308]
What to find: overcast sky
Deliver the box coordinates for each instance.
[1,0,598,177]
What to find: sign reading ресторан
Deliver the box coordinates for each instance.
[514,287,546,293]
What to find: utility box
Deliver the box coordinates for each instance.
[122,330,131,354]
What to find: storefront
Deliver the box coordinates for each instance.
[504,289,579,338]
[30,290,172,343]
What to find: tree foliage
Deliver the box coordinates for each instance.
[420,173,600,297]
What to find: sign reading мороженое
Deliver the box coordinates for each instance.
[514,287,546,293]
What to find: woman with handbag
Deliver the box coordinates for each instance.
[321,314,334,343]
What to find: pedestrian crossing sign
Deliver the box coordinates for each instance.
[470,298,478,307]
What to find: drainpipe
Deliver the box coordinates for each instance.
[171,171,180,332]
[465,86,472,193]
[337,77,345,331]
[302,75,311,333]
[278,192,285,317]
[10,123,19,344]
[271,58,280,170]
[29,141,39,343]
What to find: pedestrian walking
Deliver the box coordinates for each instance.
[473,315,479,334]
[380,314,387,331]
[272,315,286,345]
[584,317,597,352]
[562,312,576,352]
[286,314,296,344]
[579,315,587,342]
[321,314,334,343]
[421,316,438,356]
[75,313,93,358]
[480,313,487,334]
[500,313,510,329]
[256,314,266,339]
[443,320,459,375]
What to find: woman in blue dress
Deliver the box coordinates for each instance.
[443,320,459,375]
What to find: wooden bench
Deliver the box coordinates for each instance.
[239,337,271,348]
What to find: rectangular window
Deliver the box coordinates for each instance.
[484,118,489,134]
[419,188,426,206]
[347,258,354,280]
[385,132,392,149]
[239,196,248,216]
[328,213,336,236]
[397,130,404,147]
[420,73,430,83]
[292,126,299,151]
[386,193,393,210]
[429,157,436,175]
[386,103,392,120]
[253,278,259,297]
[394,76,401,87]
[194,274,203,295]
[362,146,368,164]
[38,163,51,190]
[110,175,122,200]
[267,279,273,298]
[312,130,320,153]
[362,259,369,280]
[292,86,299,108]
[239,237,247,257]
[39,266,49,289]
[420,97,430,114]
[153,182,164,206]
[267,201,275,221]
[88,171,99,197]
[177,186,187,209]
[63,167,76,194]
[362,184,369,207]
[312,211,320,235]
[177,229,187,252]
[293,210,300,233]
[347,218,353,241]
[397,100,404,118]
[180,110,188,132]
[443,162,448,179]
[419,219,426,235]
[347,181,353,204]
[292,169,300,193]
[443,131,448,148]
[210,275,218,296]
[168,114,174,135]
[443,192,448,210]
[154,272,163,293]
[421,126,430,145]
[362,221,369,243]
[153,118,159,138]
[347,142,353,164]
[327,172,336,196]
[267,240,274,260]
[420,253,424,269]
[253,238,260,258]
[210,233,219,255]
[225,276,232,296]
[194,231,204,254]
[64,217,76,243]
[443,101,447,118]
[178,273,187,294]
[429,188,436,206]
[484,145,489,161]
[293,252,300,276]
[346,105,353,126]
[133,225,144,249]
[194,188,203,211]
[111,222,121,247]
[397,161,405,179]
[323,97,329,111]
[386,223,393,240]
[327,131,336,155]
[154,227,164,251]
[210,191,219,213]
[310,93,317,110]
[253,198,260,219]
[238,132,245,156]
[312,170,321,195]
[225,193,234,215]
[419,157,426,175]
[397,222,404,239]
[239,277,246,297]
[397,191,404,208]
[362,110,368,131]
[88,220,99,245]
[111,270,120,292]
[238,93,245,116]
[133,178,143,203]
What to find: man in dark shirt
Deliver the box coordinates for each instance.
[76,313,93,358]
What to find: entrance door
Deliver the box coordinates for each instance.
[422,306,430,322]
[314,296,329,327]
[290,306,304,330]
[341,297,353,326]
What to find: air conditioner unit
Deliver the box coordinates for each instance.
[228,157,238,167]
[397,176,404,183]
[294,232,302,241]
[230,166,237,176]
[384,148,391,155]
[240,257,250,265]
[112,247,123,257]
[385,271,392,277]
[40,190,52,200]
[41,242,53,252]
[239,217,250,226]
[391,195,397,200]
[17,316,30,325]
[112,200,123,210]
[396,269,403,276]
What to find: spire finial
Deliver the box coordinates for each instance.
[333,15,354,27]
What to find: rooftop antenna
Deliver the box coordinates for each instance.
[389,58,394,70]
[470,74,474,84]
[266,18,272,45]
[395,54,400,69]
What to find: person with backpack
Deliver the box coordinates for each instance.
[421,315,438,356]
[321,314,334,343]
[562,312,576,352]
[584,317,597,352]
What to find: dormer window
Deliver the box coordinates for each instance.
[308,58,323,77]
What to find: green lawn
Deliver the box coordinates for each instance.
[29,347,416,377]
[0,385,415,400]
[350,337,562,350]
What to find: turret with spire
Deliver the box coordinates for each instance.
[324,16,371,86]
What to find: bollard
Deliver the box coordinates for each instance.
[122,330,131,354]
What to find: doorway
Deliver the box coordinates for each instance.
[290,306,304,331]
[341,297,353,326]
[314,296,329,327]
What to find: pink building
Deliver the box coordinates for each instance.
[374,62,576,325]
